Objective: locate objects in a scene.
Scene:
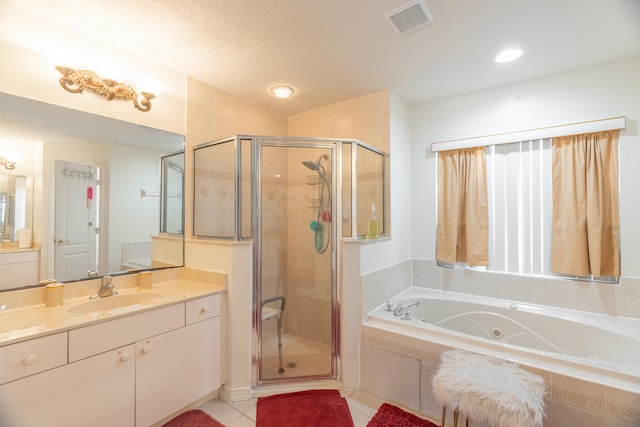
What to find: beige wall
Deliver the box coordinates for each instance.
[184,77,288,241]
[288,90,390,153]
[184,77,288,398]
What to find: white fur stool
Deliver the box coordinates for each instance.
[432,350,546,427]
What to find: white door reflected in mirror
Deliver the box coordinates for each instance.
[54,160,99,282]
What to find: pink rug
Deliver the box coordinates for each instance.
[257,389,354,427]
[367,403,438,427]
[162,409,225,427]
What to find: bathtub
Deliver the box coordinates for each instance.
[366,287,640,393]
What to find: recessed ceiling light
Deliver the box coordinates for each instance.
[271,85,295,98]
[495,48,523,63]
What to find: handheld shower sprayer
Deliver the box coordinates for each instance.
[302,154,329,174]
[302,153,331,254]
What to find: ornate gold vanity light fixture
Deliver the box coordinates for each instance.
[0,157,16,170]
[55,66,156,112]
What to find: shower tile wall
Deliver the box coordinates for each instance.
[288,90,390,154]
[259,146,332,346]
[193,142,236,237]
[285,148,332,345]
[260,149,288,344]
[185,77,287,240]
[355,148,384,238]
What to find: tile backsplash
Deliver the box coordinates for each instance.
[412,259,640,319]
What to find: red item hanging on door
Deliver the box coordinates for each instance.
[87,186,93,209]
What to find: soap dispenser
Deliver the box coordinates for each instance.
[366,204,379,240]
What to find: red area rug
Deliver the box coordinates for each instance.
[256,389,354,427]
[367,403,438,427]
[162,409,226,427]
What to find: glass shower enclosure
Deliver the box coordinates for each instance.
[193,136,386,386]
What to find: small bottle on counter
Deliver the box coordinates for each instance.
[139,271,152,289]
[45,283,64,307]
[366,204,379,240]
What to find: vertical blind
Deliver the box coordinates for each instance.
[485,139,553,276]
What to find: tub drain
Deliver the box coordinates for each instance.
[491,328,502,338]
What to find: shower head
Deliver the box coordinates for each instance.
[302,154,329,173]
[302,160,318,171]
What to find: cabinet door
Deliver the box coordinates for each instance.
[136,317,221,426]
[0,344,135,427]
[0,251,39,289]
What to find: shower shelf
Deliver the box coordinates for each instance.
[307,199,322,209]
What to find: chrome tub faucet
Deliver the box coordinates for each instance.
[90,275,117,299]
[393,300,420,317]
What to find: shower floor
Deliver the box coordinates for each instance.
[261,332,332,379]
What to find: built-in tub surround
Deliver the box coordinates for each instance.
[361,288,640,426]
[412,259,640,319]
[0,267,226,345]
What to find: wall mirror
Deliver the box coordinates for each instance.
[160,151,185,236]
[0,92,185,291]
[0,174,33,243]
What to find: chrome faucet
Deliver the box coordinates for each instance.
[393,300,420,317]
[90,275,117,299]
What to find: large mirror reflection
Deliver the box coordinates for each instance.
[0,92,185,291]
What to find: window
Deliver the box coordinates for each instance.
[486,139,552,276]
[438,138,618,283]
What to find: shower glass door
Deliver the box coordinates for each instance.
[256,142,336,384]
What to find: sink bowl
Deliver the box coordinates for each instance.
[67,293,161,314]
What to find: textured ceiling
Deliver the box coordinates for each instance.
[2,0,640,117]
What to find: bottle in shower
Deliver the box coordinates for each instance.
[366,204,379,240]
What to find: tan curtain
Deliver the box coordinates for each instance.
[436,147,488,266]
[551,130,620,277]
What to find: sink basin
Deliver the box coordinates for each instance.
[67,293,161,314]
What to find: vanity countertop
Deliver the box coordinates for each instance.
[0,279,225,346]
[0,248,39,253]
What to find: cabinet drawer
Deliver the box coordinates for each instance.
[186,294,221,325]
[0,251,39,264]
[0,332,67,384]
[69,303,184,362]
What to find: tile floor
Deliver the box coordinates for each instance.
[261,332,332,379]
[197,389,439,427]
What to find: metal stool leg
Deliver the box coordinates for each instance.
[453,409,459,427]
[276,314,284,373]
[262,296,286,374]
[441,406,446,427]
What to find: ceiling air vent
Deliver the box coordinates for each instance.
[384,0,434,35]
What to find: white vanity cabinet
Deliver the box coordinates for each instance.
[136,294,221,426]
[1,344,136,427]
[0,250,39,290]
[0,332,67,384]
[0,292,223,427]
